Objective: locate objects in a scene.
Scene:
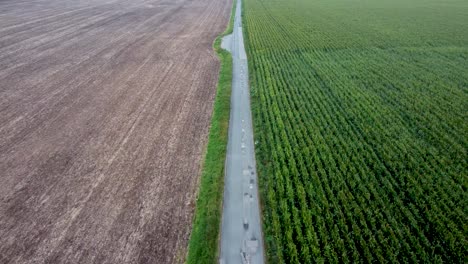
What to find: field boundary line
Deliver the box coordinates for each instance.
[186,0,236,263]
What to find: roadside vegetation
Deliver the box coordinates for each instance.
[243,0,468,262]
[186,1,236,263]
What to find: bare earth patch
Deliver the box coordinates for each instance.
[0,0,230,263]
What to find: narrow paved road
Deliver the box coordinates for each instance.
[220,0,265,263]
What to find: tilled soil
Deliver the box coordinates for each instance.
[0,0,230,263]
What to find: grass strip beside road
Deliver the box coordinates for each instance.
[186,1,235,263]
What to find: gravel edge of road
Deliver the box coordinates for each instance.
[185,1,236,263]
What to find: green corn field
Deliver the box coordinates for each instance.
[243,0,468,262]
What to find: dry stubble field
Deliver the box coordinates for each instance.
[0,0,230,263]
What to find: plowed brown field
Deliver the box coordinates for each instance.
[0,0,230,263]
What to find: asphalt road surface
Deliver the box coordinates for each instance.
[0,0,230,263]
[220,0,265,263]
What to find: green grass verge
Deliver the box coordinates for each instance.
[186,1,236,263]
